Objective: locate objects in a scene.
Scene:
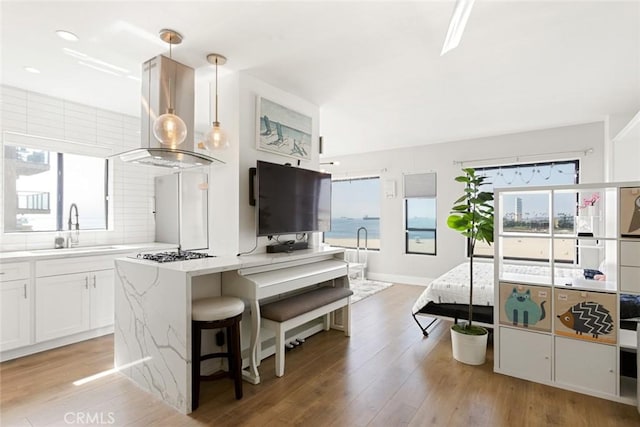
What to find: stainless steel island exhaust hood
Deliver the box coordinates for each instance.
[116,54,223,169]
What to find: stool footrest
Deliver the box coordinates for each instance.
[201,352,232,361]
[200,370,232,381]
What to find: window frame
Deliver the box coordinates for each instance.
[4,145,110,233]
[471,159,580,263]
[404,198,437,256]
[323,176,381,251]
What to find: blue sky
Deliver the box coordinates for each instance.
[331,178,380,218]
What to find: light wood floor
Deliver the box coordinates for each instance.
[2,284,639,426]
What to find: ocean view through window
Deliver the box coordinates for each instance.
[324,177,380,249]
[404,172,437,255]
[405,198,436,255]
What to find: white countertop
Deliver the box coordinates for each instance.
[0,242,176,263]
[116,245,346,277]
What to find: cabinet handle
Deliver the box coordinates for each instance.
[93,275,96,288]
[85,276,89,289]
[23,283,27,299]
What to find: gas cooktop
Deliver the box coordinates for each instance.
[136,250,214,263]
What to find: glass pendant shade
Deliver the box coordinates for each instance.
[204,121,229,150]
[153,110,187,147]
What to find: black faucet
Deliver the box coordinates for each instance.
[67,203,79,247]
[68,203,79,231]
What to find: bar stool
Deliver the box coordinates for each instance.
[192,296,245,410]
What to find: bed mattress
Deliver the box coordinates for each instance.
[412,261,585,315]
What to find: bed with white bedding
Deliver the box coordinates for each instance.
[410,260,614,336]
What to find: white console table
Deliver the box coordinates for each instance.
[113,246,346,414]
[222,256,349,384]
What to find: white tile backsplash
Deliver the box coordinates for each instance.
[1,84,160,252]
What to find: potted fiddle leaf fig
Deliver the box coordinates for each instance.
[446,168,494,365]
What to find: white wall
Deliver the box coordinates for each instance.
[236,72,320,255]
[201,73,241,256]
[322,122,606,285]
[608,111,640,182]
[0,85,160,251]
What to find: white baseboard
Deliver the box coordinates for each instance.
[367,272,434,287]
[1,326,114,362]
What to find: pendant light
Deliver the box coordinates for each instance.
[153,29,187,147]
[203,53,229,150]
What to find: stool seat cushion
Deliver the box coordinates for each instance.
[261,287,353,322]
[192,296,245,322]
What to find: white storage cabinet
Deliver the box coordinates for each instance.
[35,255,115,342]
[0,262,32,351]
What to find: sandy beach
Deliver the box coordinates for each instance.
[325,236,576,262]
[324,237,380,250]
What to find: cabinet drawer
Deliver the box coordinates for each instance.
[620,266,640,293]
[620,241,640,267]
[36,255,117,277]
[0,262,30,282]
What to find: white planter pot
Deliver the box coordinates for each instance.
[450,326,488,365]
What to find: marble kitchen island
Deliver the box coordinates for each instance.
[113,246,347,414]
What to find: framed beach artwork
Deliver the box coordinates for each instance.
[256,96,312,161]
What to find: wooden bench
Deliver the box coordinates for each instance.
[260,286,353,377]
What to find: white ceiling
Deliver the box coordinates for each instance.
[2,1,639,157]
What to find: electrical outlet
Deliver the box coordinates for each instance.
[215,331,224,347]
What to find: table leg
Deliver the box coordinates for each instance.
[243,299,261,384]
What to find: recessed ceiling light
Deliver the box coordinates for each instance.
[24,66,40,74]
[56,30,79,42]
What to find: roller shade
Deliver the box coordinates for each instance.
[403,172,436,198]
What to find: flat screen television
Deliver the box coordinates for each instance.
[255,161,331,236]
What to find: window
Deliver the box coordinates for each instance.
[405,198,436,255]
[472,160,579,261]
[404,172,437,255]
[324,177,380,250]
[3,145,108,232]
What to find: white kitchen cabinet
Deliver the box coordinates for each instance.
[35,254,118,343]
[35,268,115,342]
[555,336,617,396]
[0,262,32,352]
[36,272,91,342]
[1,279,31,351]
[499,327,552,383]
[90,269,114,329]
